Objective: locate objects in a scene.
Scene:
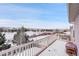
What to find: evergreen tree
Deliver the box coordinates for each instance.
[0,32,11,51]
[0,33,6,45]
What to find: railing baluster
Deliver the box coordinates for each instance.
[23,47,25,56]
[25,46,27,56]
[19,48,21,56]
[27,45,30,56]
[22,47,24,56]
[31,44,33,56]
[21,47,23,56]
[29,44,31,56]
[24,46,26,56]
[32,43,34,56]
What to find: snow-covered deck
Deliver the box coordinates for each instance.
[39,40,68,56]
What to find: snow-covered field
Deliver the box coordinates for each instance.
[1,31,48,46]
[25,31,44,36]
[2,31,45,40]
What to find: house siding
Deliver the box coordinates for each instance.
[74,15,79,55]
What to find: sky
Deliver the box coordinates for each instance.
[0,3,69,29]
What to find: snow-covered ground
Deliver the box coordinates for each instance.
[29,35,50,41]
[39,40,68,56]
[1,31,49,46]
[25,31,44,36]
[2,32,16,41]
[2,31,44,41]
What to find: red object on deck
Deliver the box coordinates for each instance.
[66,42,77,56]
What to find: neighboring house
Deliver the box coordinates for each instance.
[68,3,79,55]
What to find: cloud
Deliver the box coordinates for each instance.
[0,19,69,29]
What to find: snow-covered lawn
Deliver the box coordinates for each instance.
[39,40,68,56]
[2,32,16,41]
[2,32,45,41]
[1,32,46,46]
[29,35,50,41]
[25,31,44,36]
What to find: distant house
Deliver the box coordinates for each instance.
[68,3,79,55]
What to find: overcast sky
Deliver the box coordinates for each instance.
[0,3,69,29]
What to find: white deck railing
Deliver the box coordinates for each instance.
[0,34,57,56]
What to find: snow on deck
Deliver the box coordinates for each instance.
[39,40,68,56]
